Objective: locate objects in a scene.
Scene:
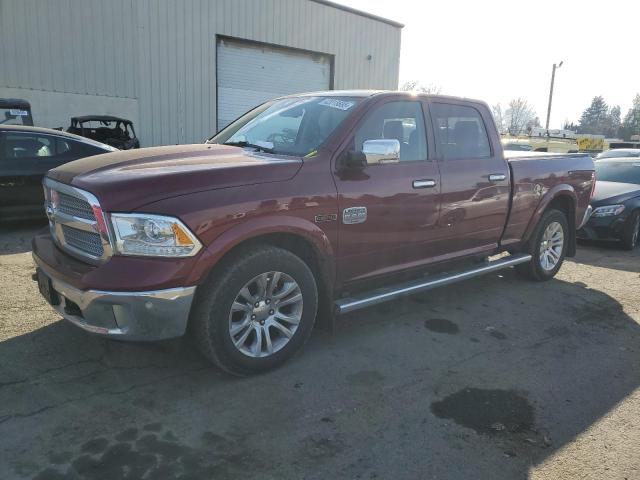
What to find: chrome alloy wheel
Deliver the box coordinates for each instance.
[539,221,564,271]
[228,271,303,358]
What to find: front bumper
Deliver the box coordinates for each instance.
[33,253,196,341]
[577,212,628,241]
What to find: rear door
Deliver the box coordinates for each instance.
[333,98,442,283]
[429,101,510,255]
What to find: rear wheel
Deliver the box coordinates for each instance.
[516,209,569,281]
[191,246,318,375]
[621,211,640,250]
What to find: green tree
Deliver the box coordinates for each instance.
[578,96,610,134]
[607,105,622,138]
[620,94,640,140]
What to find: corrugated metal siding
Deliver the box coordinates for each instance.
[0,0,137,98]
[0,0,401,147]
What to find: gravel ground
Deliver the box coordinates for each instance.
[0,221,639,480]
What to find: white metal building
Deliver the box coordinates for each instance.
[0,0,402,146]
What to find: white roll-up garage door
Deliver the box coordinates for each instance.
[216,38,332,130]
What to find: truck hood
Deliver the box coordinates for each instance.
[47,144,302,211]
[591,181,640,206]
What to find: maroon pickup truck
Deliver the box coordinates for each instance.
[33,91,595,374]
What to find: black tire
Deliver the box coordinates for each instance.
[515,209,569,281]
[191,245,318,375]
[621,210,640,251]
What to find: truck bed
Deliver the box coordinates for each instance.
[502,152,595,248]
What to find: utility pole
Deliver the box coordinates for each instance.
[545,61,563,132]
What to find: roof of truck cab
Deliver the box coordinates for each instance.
[288,90,385,98]
[283,90,489,105]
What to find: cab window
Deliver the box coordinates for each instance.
[354,101,428,162]
[431,103,491,160]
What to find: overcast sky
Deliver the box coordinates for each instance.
[340,0,639,128]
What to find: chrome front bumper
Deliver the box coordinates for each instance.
[34,266,196,341]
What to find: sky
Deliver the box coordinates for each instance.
[339,0,639,128]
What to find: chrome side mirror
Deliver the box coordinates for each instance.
[362,139,400,165]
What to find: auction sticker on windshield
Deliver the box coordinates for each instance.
[319,99,355,111]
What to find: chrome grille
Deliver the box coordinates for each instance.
[61,225,104,257]
[43,178,113,264]
[57,192,95,221]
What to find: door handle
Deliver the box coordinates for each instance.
[413,179,437,189]
[488,173,506,182]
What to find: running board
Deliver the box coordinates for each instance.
[334,254,532,315]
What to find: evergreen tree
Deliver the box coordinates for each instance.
[607,105,622,138]
[578,96,609,134]
[620,94,640,140]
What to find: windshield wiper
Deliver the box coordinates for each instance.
[223,140,275,154]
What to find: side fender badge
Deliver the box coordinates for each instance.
[314,214,338,223]
[343,207,367,225]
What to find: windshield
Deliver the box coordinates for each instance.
[596,162,640,185]
[1,107,33,126]
[210,96,361,156]
[597,149,640,159]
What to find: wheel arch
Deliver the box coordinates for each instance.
[186,216,336,328]
[522,186,577,257]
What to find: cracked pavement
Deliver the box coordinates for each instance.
[1,221,639,479]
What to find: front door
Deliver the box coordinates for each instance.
[429,101,511,255]
[332,98,442,284]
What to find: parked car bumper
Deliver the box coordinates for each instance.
[31,230,198,341]
[577,212,628,241]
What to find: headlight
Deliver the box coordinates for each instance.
[591,204,625,217]
[110,213,202,257]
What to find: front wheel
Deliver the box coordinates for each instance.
[621,211,640,250]
[191,246,318,375]
[516,209,569,281]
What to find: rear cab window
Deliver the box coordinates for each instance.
[430,103,491,160]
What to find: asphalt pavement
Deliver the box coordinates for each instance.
[1,221,638,480]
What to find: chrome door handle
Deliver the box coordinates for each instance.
[488,173,506,182]
[413,179,436,189]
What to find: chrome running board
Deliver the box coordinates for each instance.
[334,253,532,315]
